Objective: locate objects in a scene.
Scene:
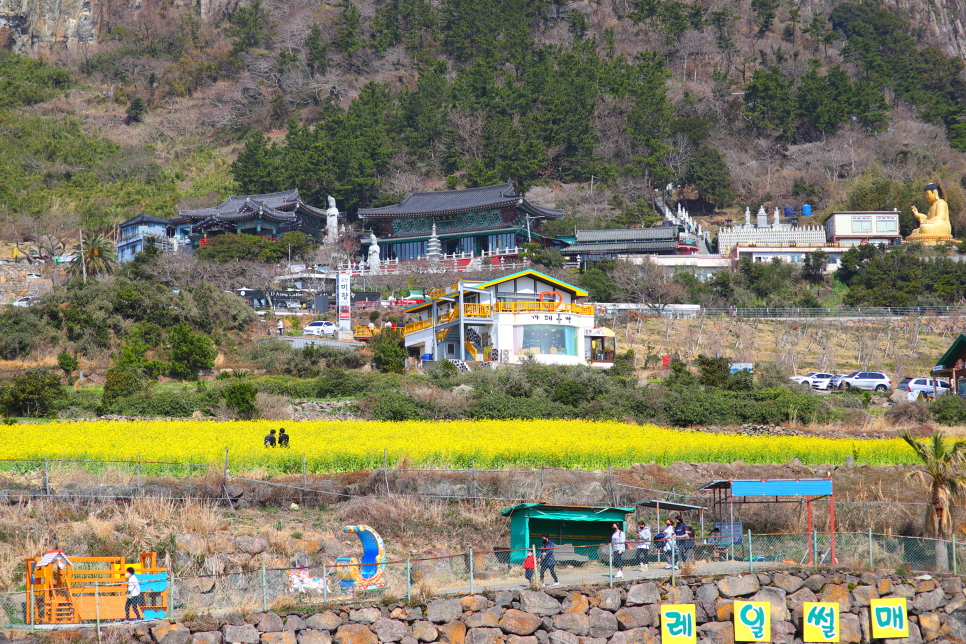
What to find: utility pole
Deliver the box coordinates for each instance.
[79,228,87,284]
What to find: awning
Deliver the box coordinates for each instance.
[586,327,615,337]
[501,503,634,520]
[634,500,707,512]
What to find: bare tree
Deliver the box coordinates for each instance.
[610,259,686,310]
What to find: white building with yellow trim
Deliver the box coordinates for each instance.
[398,270,609,366]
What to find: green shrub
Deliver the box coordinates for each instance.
[370,329,407,374]
[224,381,258,418]
[101,365,148,409]
[467,393,575,419]
[0,368,64,417]
[930,395,966,425]
[167,323,217,379]
[369,392,428,421]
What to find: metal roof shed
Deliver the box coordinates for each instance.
[501,503,634,564]
[698,479,836,564]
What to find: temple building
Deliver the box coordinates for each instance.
[559,226,692,261]
[170,189,330,249]
[717,206,826,255]
[357,183,563,260]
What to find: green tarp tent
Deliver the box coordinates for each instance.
[501,503,634,564]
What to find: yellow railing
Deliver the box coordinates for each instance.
[355,326,376,337]
[438,310,458,324]
[403,318,434,335]
[493,301,594,315]
[463,303,491,317]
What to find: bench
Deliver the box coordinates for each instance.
[553,544,590,566]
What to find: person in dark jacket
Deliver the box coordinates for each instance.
[278,428,290,447]
[264,429,277,448]
[539,534,559,587]
[674,517,690,561]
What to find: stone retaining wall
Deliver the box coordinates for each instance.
[13,570,966,644]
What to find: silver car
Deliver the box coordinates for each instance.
[790,372,835,390]
[841,371,892,392]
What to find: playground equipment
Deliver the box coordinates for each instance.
[25,550,168,624]
[335,525,387,595]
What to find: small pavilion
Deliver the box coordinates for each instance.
[931,333,966,396]
[501,503,634,563]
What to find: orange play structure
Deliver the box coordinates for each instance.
[25,550,168,624]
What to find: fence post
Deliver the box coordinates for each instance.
[954,534,959,576]
[261,563,267,611]
[671,540,676,585]
[28,586,35,632]
[137,453,142,496]
[406,559,412,603]
[748,530,754,573]
[472,459,477,500]
[44,457,49,498]
[301,453,307,507]
[532,545,538,588]
[469,548,475,594]
[383,449,390,496]
[95,583,102,643]
[868,527,874,571]
[813,530,819,568]
[322,563,328,605]
[608,546,613,587]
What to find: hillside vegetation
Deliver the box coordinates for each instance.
[1,0,966,236]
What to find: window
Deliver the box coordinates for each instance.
[851,217,872,233]
[876,217,897,232]
[513,325,578,357]
[384,241,427,261]
[487,233,516,251]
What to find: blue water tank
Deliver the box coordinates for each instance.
[421,354,433,363]
[801,204,813,217]
[783,206,794,219]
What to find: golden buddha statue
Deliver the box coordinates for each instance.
[906,183,955,244]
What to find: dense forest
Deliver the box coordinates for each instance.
[1,0,966,238]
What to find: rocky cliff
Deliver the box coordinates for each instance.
[0,0,234,53]
[3,0,966,59]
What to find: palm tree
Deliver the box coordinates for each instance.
[70,233,117,278]
[900,429,966,570]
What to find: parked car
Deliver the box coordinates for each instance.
[898,377,951,401]
[303,320,338,336]
[841,371,893,392]
[828,374,849,390]
[25,273,42,279]
[790,372,835,390]
[12,296,40,307]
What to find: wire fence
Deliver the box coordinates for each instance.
[3,531,966,629]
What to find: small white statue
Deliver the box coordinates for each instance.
[367,232,380,272]
[325,195,339,243]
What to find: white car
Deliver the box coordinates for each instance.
[12,296,40,307]
[25,273,42,279]
[303,320,338,336]
[790,372,835,390]
[898,377,952,401]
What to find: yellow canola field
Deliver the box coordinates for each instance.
[0,420,916,473]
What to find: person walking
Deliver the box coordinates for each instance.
[124,567,142,621]
[611,523,626,578]
[683,525,696,563]
[278,428,290,447]
[539,534,559,587]
[522,552,535,586]
[673,517,689,562]
[264,429,277,448]
[276,319,284,336]
[637,522,651,571]
[663,519,678,570]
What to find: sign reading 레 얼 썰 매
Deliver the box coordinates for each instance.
[660,604,696,644]
[734,601,771,642]
[803,602,839,642]
[337,272,351,331]
[870,598,908,638]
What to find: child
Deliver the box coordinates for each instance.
[522,553,535,586]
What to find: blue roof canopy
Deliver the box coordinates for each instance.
[699,479,833,497]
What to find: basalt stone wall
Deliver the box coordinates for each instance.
[17,570,966,644]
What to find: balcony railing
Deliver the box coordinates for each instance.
[493,302,594,315]
[463,303,491,317]
[402,318,434,335]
